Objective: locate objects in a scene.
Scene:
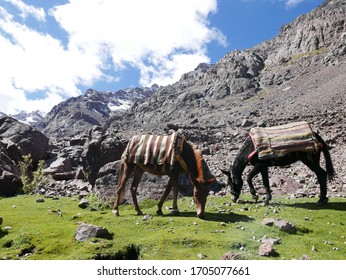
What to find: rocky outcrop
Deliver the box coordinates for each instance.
[0,117,49,165]
[0,140,22,196]
[0,117,49,196]
[82,127,127,186]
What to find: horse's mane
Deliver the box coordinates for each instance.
[188,141,215,184]
[188,142,203,160]
[233,135,252,165]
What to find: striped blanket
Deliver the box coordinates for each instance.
[121,132,183,171]
[249,121,319,160]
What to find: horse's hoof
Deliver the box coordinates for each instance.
[317,197,328,206]
[171,210,180,216]
[136,211,144,216]
[197,213,205,219]
[156,209,164,215]
[112,210,119,217]
[262,200,270,206]
[252,195,259,203]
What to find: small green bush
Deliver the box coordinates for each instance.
[19,154,47,194]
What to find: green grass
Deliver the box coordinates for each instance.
[0,194,345,260]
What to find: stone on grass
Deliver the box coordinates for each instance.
[262,218,297,234]
[258,242,278,257]
[258,235,281,244]
[78,198,89,209]
[75,223,112,242]
[222,252,242,260]
[198,253,207,259]
[274,219,297,234]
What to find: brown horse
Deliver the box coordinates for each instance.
[112,133,216,219]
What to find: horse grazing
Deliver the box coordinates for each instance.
[113,132,216,219]
[221,122,335,205]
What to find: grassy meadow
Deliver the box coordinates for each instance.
[0,194,345,260]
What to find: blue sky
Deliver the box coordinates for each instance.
[0,0,323,114]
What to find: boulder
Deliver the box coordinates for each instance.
[78,198,89,209]
[262,218,297,234]
[94,161,120,203]
[0,116,49,165]
[258,242,278,257]
[0,140,22,196]
[83,130,127,185]
[74,223,112,241]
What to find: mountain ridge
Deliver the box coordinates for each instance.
[33,84,159,137]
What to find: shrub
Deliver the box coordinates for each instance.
[19,154,47,194]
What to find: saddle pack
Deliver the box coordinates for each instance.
[121,132,184,171]
[249,121,320,160]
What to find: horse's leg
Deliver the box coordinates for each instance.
[247,163,262,203]
[260,166,272,205]
[301,154,328,205]
[131,166,145,215]
[156,178,173,215]
[171,172,180,216]
[113,163,135,216]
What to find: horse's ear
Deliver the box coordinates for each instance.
[220,168,230,177]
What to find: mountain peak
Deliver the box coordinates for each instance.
[34,86,158,137]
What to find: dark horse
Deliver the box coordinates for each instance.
[113,134,216,219]
[221,130,335,205]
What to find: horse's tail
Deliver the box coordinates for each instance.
[315,132,335,181]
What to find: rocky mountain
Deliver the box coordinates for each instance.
[10,110,46,126]
[106,0,345,134]
[34,85,158,138]
[1,0,345,203]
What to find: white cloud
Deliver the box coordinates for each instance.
[0,5,104,114]
[4,0,45,21]
[0,0,226,114]
[51,0,226,84]
[243,0,309,8]
[284,0,306,8]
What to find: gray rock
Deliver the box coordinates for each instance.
[258,242,277,257]
[262,218,276,226]
[0,116,48,164]
[197,253,207,259]
[74,223,112,241]
[222,252,242,260]
[78,198,89,209]
[258,235,281,244]
[274,219,297,234]
[262,218,297,234]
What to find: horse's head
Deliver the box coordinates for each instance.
[186,144,217,219]
[220,167,243,202]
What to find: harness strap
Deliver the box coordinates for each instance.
[175,154,189,173]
